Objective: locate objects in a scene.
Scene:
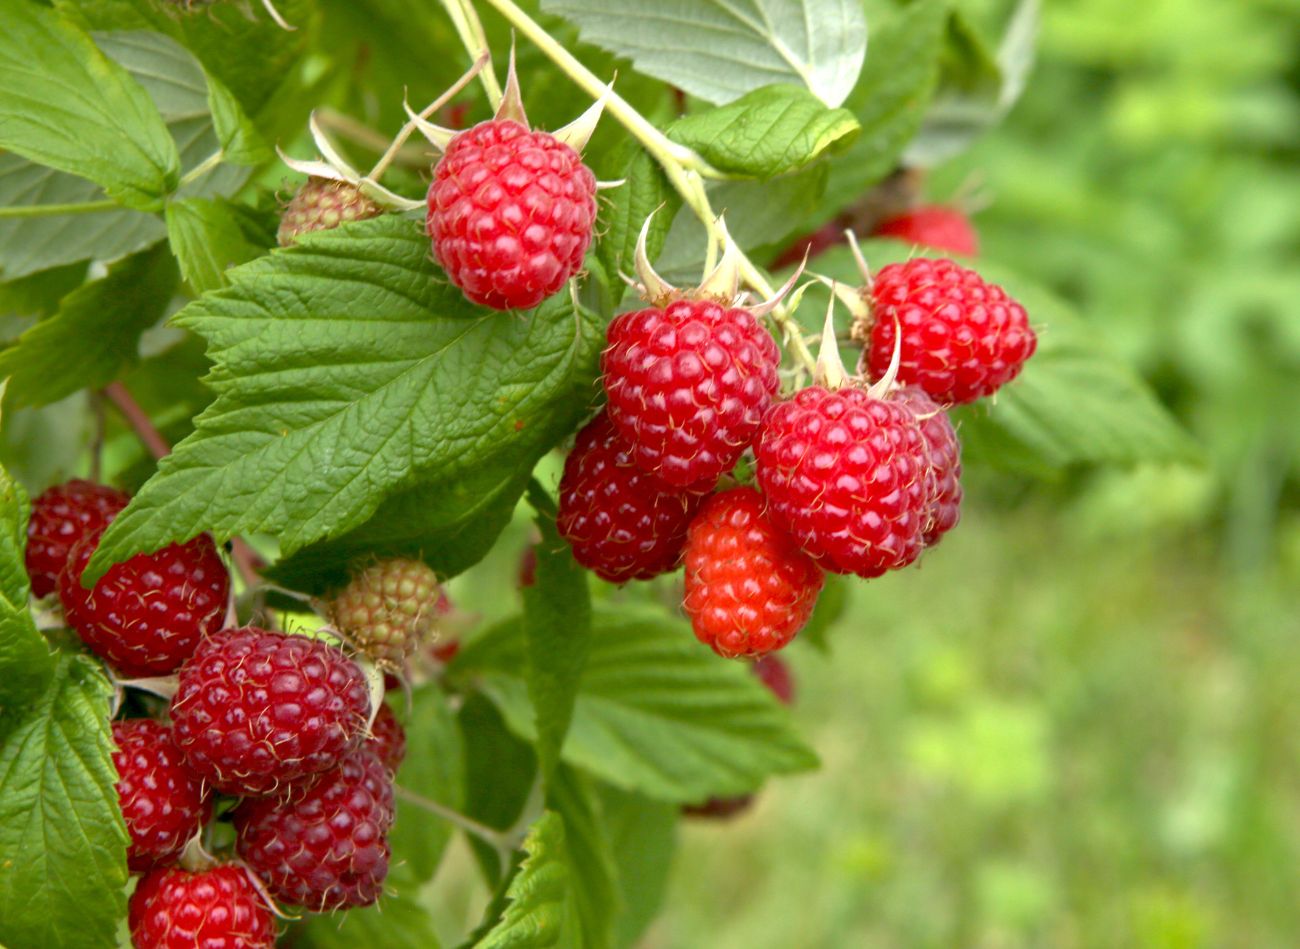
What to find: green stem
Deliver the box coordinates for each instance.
[0,200,119,218]
[473,0,816,374]
[395,785,515,865]
[440,0,503,108]
[179,151,223,187]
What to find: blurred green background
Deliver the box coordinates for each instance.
[435,1,1300,946]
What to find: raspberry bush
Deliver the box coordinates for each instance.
[0,1,1196,947]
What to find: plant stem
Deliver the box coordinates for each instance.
[395,784,515,865]
[440,0,503,108]
[0,200,119,218]
[470,0,817,375]
[102,381,262,589]
[179,151,223,187]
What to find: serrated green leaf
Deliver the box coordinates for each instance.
[820,0,946,218]
[0,464,52,715]
[541,0,866,108]
[0,0,179,209]
[596,149,679,309]
[293,863,440,949]
[455,608,819,802]
[205,70,271,166]
[669,85,859,180]
[475,812,573,949]
[596,784,676,949]
[165,197,263,294]
[392,684,465,882]
[0,654,128,949]
[524,483,591,784]
[547,768,618,949]
[0,263,88,319]
[460,695,539,886]
[86,214,602,583]
[0,243,178,410]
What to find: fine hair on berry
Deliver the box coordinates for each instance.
[25,479,128,598]
[129,864,276,949]
[112,719,211,872]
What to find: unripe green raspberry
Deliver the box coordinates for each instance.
[328,557,442,667]
[277,177,383,247]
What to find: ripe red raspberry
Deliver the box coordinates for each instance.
[327,557,442,667]
[684,656,793,819]
[427,119,597,310]
[112,719,211,872]
[170,627,371,796]
[557,411,706,583]
[59,530,229,678]
[681,488,823,658]
[129,864,275,949]
[277,176,383,247]
[756,385,931,578]
[25,480,128,598]
[366,703,406,773]
[860,258,1036,405]
[602,299,781,489]
[895,386,962,546]
[234,748,393,911]
[871,205,980,257]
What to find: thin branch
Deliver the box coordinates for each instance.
[395,784,515,865]
[0,200,120,219]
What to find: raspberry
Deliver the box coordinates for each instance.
[327,557,442,667]
[170,627,371,796]
[602,299,781,489]
[112,719,212,872]
[277,177,383,247]
[431,637,460,664]
[755,385,931,578]
[25,480,128,598]
[366,703,406,773]
[59,530,229,678]
[234,748,394,911]
[871,205,980,257]
[129,864,275,949]
[557,411,706,583]
[684,656,793,819]
[681,488,823,658]
[860,258,1036,405]
[895,386,962,546]
[427,119,597,310]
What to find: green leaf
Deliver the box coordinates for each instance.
[0,243,178,410]
[0,464,52,715]
[796,571,848,653]
[0,654,128,949]
[596,784,677,949]
[165,197,263,294]
[0,262,88,318]
[669,85,859,180]
[455,608,819,802]
[392,684,465,882]
[547,768,618,949]
[524,483,592,784]
[205,71,271,166]
[0,0,179,209]
[475,812,573,949]
[293,863,440,949]
[86,214,602,583]
[819,0,947,218]
[541,0,866,108]
[595,149,679,309]
[459,695,538,886]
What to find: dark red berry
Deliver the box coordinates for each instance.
[682,488,823,658]
[234,748,393,911]
[682,795,754,819]
[895,386,962,546]
[25,480,128,598]
[871,205,979,257]
[756,385,931,578]
[170,627,371,796]
[112,719,211,872]
[366,703,406,773]
[557,411,706,583]
[427,119,597,310]
[602,299,781,489]
[751,655,795,705]
[59,530,229,678]
[862,258,1036,405]
[129,864,275,949]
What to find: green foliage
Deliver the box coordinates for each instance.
[0,466,50,712]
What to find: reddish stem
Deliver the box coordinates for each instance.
[102,381,262,589]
